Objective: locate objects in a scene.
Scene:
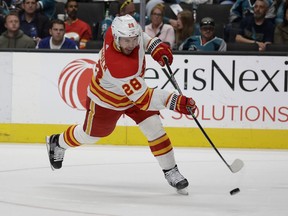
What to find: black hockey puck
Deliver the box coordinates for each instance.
[230,188,240,195]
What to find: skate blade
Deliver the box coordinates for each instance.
[45,136,55,171]
[177,188,189,196]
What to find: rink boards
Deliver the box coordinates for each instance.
[0,51,287,149]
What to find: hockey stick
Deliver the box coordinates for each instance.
[163,57,244,173]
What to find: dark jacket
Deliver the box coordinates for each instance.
[19,10,50,39]
[0,16,5,35]
[0,30,36,48]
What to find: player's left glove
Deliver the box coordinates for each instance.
[147,38,173,67]
[166,93,197,115]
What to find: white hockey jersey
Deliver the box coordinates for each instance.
[87,25,171,111]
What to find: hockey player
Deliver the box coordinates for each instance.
[46,14,197,194]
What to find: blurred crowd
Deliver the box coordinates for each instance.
[0,0,287,51]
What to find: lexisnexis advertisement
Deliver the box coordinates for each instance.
[0,52,287,148]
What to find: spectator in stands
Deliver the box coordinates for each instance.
[274,2,288,43]
[146,0,178,29]
[64,0,92,49]
[1,0,9,16]
[274,0,288,24]
[229,0,274,23]
[146,0,211,29]
[180,0,213,4]
[138,0,178,28]
[3,0,22,12]
[119,0,136,16]
[0,12,36,48]
[36,0,56,19]
[101,0,177,38]
[19,0,50,44]
[174,10,197,50]
[36,19,78,49]
[148,0,212,3]
[235,0,274,51]
[146,0,163,18]
[218,0,236,4]
[179,17,227,51]
[101,0,149,38]
[225,0,275,41]
[1,0,9,34]
[151,0,212,8]
[145,3,175,48]
[229,0,255,24]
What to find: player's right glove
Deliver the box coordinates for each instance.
[147,37,173,67]
[166,93,197,115]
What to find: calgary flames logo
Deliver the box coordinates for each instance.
[58,59,96,110]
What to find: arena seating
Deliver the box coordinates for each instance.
[53,2,285,52]
[227,42,259,51]
[54,2,232,42]
[265,44,288,52]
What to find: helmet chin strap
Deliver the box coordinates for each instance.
[113,40,121,52]
[112,32,121,50]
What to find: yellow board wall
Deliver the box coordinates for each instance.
[0,124,287,149]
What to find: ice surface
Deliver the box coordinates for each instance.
[0,144,287,216]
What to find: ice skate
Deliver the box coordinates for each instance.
[164,165,189,195]
[46,134,65,170]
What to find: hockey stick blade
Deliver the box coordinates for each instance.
[229,159,244,173]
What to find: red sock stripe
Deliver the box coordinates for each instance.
[63,125,81,147]
[149,134,173,156]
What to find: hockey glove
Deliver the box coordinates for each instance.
[147,38,173,67]
[166,93,197,115]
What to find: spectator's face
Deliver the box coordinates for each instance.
[5,15,20,32]
[151,8,163,27]
[119,36,139,55]
[120,3,135,16]
[200,26,214,41]
[22,0,37,15]
[254,1,268,20]
[66,1,78,19]
[176,14,183,30]
[49,23,65,43]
